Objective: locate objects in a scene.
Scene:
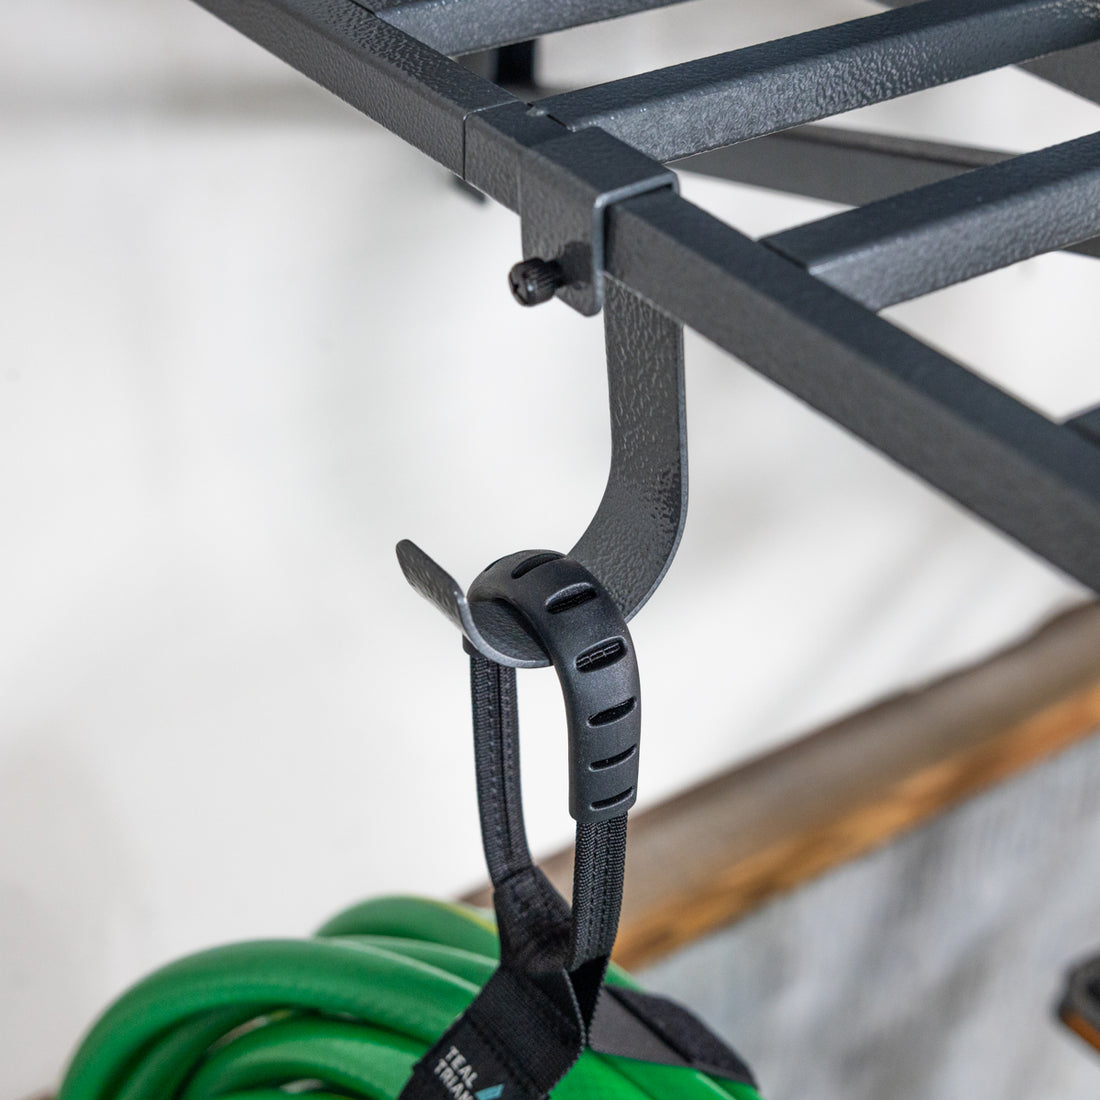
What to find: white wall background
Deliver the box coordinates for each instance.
[1,1,1098,1095]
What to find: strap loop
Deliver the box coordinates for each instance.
[399,552,757,1100]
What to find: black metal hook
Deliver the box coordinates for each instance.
[396,278,687,667]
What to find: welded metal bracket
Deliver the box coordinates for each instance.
[397,279,687,666]
[516,127,677,315]
[192,0,1100,601]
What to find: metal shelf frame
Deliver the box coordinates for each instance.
[193,0,1100,595]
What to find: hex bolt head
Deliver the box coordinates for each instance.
[508,258,565,307]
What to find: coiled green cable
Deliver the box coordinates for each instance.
[57,896,762,1100]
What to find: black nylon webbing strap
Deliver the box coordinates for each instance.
[400,654,615,1100]
[399,551,757,1100]
[401,553,636,1100]
[569,817,626,971]
[468,652,626,965]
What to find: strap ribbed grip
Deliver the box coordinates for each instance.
[468,551,640,824]
[398,551,756,1100]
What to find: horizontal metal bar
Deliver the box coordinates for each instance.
[762,130,1100,310]
[466,101,569,209]
[1024,41,1100,106]
[876,0,1100,105]
[675,126,1100,263]
[604,189,1100,594]
[675,125,1005,205]
[1069,407,1100,448]
[192,0,514,174]
[534,0,1100,162]
[364,0,692,56]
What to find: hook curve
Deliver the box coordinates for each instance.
[397,278,687,667]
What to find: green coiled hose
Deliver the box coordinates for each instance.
[57,895,762,1100]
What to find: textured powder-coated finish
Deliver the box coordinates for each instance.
[876,0,1100,105]
[465,102,569,211]
[193,0,1100,607]
[518,129,677,314]
[570,278,686,620]
[397,282,686,665]
[535,0,1100,162]
[676,125,1007,207]
[361,0,692,55]
[1069,406,1100,447]
[396,540,551,666]
[1024,39,1100,102]
[764,129,1100,311]
[192,0,514,174]
[466,106,679,300]
[679,128,1100,259]
[605,190,1100,594]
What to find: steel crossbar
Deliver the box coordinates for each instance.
[533,0,1100,161]
[675,126,1011,206]
[192,0,1100,594]
[365,0,692,56]
[764,130,1100,310]
[604,191,1100,592]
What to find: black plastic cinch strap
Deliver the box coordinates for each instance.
[399,552,756,1100]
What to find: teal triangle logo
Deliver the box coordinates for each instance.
[475,1087,503,1100]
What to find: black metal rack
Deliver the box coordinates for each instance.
[192,0,1100,610]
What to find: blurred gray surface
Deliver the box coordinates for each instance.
[643,728,1100,1099]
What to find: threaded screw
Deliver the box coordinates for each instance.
[508,258,565,307]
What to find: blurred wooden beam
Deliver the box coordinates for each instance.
[462,602,1100,969]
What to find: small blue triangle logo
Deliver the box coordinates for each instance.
[475,1086,503,1100]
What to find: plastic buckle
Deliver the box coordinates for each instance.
[467,550,640,823]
